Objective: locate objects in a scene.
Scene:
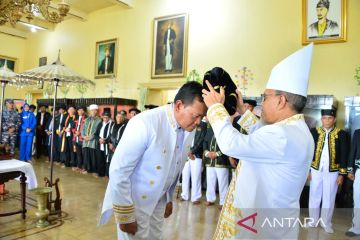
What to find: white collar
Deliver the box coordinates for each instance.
[166,104,182,132]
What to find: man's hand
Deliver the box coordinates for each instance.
[348,173,355,181]
[75,131,80,136]
[164,202,173,218]
[208,152,217,160]
[65,128,71,133]
[336,175,344,185]
[235,89,246,115]
[109,143,115,152]
[119,222,138,235]
[188,152,195,160]
[26,128,31,133]
[83,136,89,141]
[229,157,238,169]
[8,127,15,133]
[202,80,225,108]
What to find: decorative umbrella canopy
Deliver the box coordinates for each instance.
[16,52,95,86]
[15,51,95,188]
[0,60,16,82]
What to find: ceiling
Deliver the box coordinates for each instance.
[54,0,129,14]
[0,0,133,38]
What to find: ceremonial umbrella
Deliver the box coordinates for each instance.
[17,53,95,184]
[0,60,17,139]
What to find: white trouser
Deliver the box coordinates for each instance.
[181,158,202,202]
[206,167,229,205]
[309,168,339,228]
[117,196,167,240]
[349,169,360,234]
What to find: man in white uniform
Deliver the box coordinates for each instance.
[307,109,349,233]
[202,44,315,239]
[100,82,206,240]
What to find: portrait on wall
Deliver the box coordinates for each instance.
[152,13,188,78]
[95,38,117,79]
[0,55,16,71]
[302,0,347,44]
[39,56,47,66]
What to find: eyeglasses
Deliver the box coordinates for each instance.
[261,93,280,102]
[261,93,288,102]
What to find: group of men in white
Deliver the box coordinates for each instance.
[99,43,360,239]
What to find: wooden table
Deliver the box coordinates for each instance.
[0,160,38,220]
[0,171,27,219]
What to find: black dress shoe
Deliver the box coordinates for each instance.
[345,231,360,237]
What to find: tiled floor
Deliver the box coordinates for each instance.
[0,159,359,240]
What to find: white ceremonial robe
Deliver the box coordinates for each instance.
[207,104,314,240]
[99,104,194,240]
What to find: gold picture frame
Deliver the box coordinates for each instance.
[302,0,347,44]
[0,55,17,72]
[95,38,118,79]
[151,13,188,79]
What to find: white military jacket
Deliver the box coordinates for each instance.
[100,104,194,225]
[208,104,315,239]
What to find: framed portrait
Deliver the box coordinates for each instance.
[39,56,47,66]
[0,55,17,72]
[302,0,347,44]
[151,13,188,78]
[95,38,118,79]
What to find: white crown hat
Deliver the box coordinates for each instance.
[266,43,314,97]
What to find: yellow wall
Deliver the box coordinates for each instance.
[0,33,29,100]
[1,0,360,125]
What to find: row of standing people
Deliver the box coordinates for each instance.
[0,98,143,178]
[41,104,138,178]
[1,99,37,161]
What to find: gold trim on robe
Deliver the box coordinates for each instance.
[208,104,230,125]
[238,111,258,133]
[213,162,242,240]
[113,204,135,224]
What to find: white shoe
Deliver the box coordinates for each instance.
[323,227,334,234]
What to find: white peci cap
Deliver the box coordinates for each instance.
[89,104,98,110]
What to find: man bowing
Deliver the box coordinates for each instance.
[100,81,206,240]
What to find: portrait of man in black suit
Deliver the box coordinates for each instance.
[152,14,188,78]
[95,39,117,78]
[98,47,114,75]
